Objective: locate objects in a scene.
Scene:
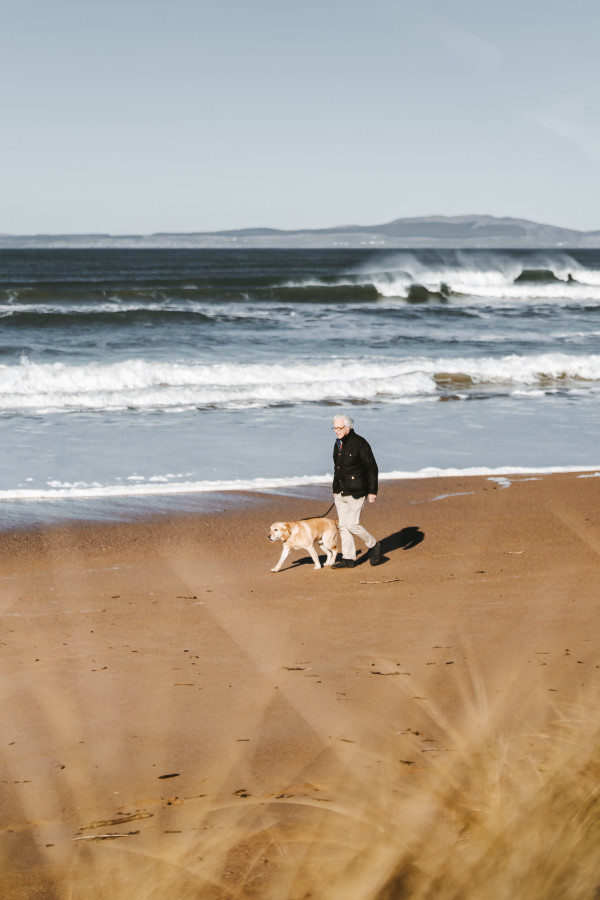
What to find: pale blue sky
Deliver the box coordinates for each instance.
[2,0,599,234]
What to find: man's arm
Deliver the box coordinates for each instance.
[359,437,378,497]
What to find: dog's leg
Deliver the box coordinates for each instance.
[322,537,337,566]
[320,540,331,566]
[271,544,291,573]
[308,543,322,570]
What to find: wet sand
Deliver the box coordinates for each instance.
[1,472,600,898]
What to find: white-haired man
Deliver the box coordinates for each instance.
[331,413,381,568]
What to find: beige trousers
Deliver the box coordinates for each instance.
[334,493,376,560]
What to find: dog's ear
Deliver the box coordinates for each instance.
[283,523,293,537]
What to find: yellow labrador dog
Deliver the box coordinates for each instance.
[268,517,338,572]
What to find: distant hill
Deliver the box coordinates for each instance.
[2,215,600,248]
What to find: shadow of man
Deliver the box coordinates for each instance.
[380,526,424,557]
[352,526,424,566]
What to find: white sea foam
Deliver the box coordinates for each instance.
[487,477,512,489]
[1,353,600,413]
[1,465,597,502]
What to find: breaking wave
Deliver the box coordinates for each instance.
[3,250,600,309]
[2,353,600,414]
[282,250,600,303]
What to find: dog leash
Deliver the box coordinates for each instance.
[301,500,335,521]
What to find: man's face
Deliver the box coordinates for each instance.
[333,420,350,439]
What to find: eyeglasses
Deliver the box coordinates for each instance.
[332,425,347,431]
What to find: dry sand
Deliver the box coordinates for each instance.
[1,472,600,898]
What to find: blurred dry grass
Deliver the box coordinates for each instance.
[3,663,600,899]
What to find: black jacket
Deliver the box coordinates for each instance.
[332,429,378,498]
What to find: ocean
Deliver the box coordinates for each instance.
[1,246,599,526]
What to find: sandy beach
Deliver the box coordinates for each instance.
[2,471,600,898]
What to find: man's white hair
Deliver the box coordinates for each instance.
[332,412,354,428]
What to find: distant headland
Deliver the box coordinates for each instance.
[2,215,600,249]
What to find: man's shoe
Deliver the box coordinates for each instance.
[369,542,382,566]
[332,558,355,569]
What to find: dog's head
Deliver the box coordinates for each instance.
[268,522,292,542]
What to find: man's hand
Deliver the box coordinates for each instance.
[367,494,377,504]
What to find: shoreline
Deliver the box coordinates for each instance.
[2,471,600,897]
[0,463,598,532]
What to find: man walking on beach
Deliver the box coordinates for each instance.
[331,413,381,568]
